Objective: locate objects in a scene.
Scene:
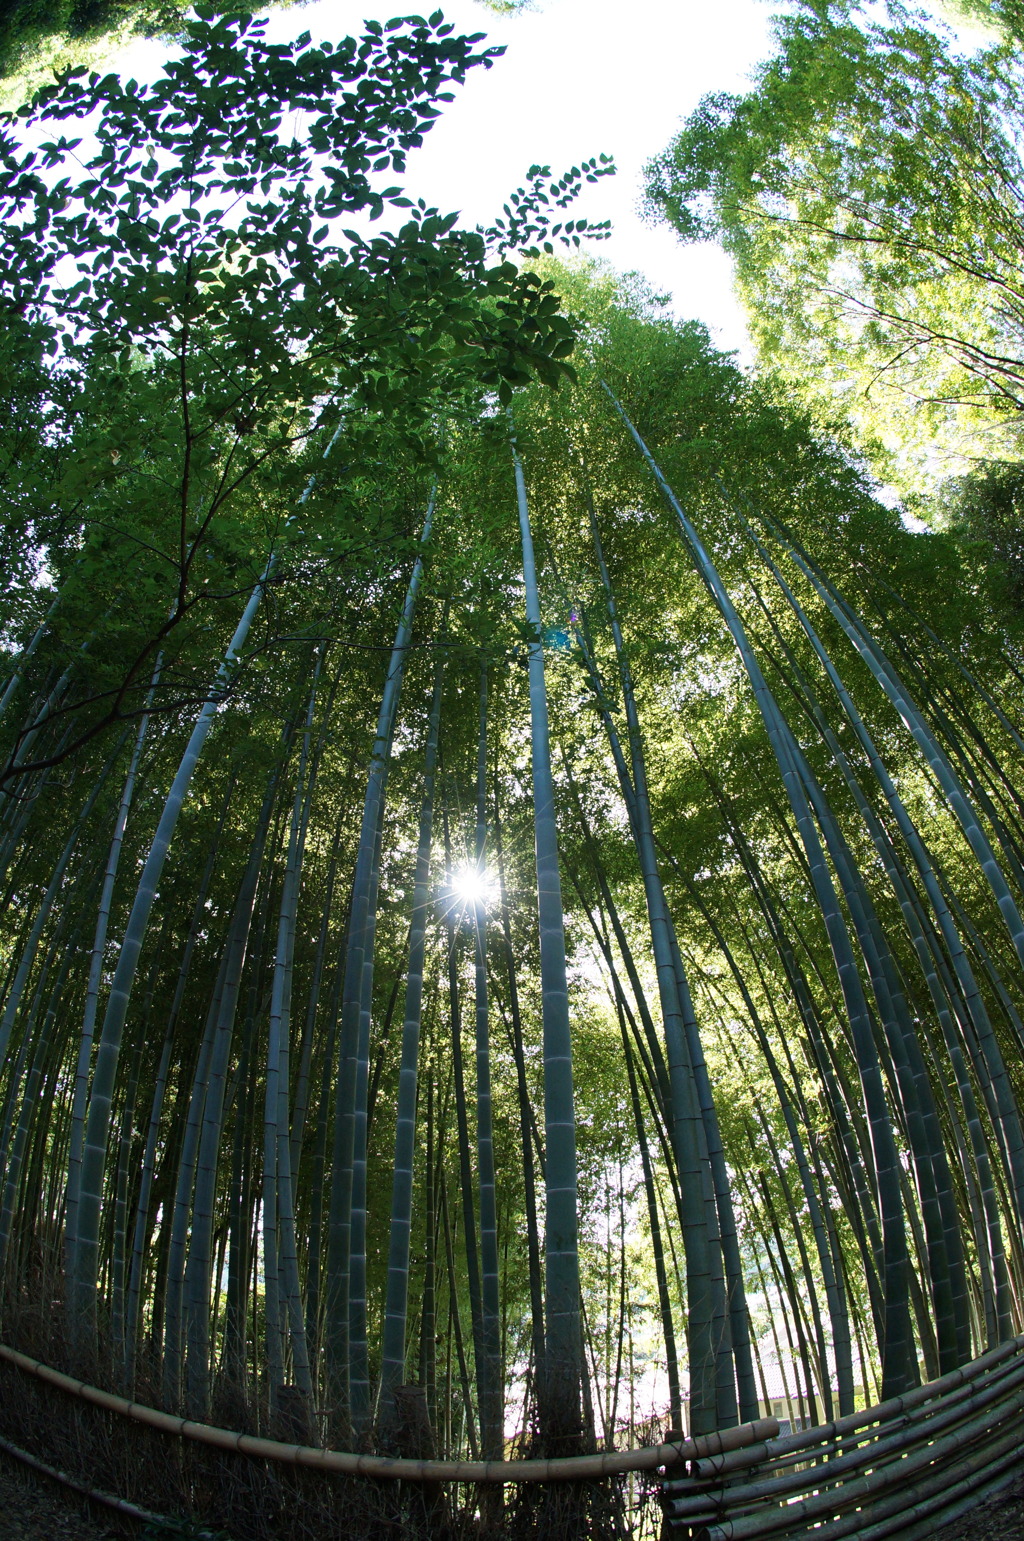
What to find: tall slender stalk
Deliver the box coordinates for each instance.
[65,666,159,1307]
[510,414,584,1451]
[73,567,274,1341]
[377,657,444,1434]
[604,382,917,1396]
[326,488,436,1433]
[472,664,503,1461]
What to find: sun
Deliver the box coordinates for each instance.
[446,863,498,914]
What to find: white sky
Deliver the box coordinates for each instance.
[109,0,780,357]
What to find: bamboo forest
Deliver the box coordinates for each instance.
[4,0,1024,1537]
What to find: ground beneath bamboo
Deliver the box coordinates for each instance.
[2,1446,1024,1541]
[928,1473,1024,1541]
[0,1448,120,1539]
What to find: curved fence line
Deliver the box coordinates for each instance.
[5,1334,1024,1534]
[0,1340,777,1483]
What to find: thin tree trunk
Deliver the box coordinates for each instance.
[472,664,502,1462]
[73,568,274,1342]
[605,383,917,1397]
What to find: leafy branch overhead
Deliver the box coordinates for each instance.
[0,9,614,778]
[3,8,612,401]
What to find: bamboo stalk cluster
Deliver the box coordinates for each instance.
[3,354,1024,1538]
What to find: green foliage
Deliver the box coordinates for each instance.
[644,0,1024,497]
[939,460,1024,607]
[937,0,1024,41]
[0,12,612,776]
[0,0,299,108]
[0,0,175,104]
[474,0,536,12]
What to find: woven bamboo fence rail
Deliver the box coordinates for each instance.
[662,1333,1024,1541]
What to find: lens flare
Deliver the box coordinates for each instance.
[447,863,496,911]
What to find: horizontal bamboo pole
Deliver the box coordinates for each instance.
[868,1445,1024,1541]
[823,1421,1024,1541]
[712,1413,1024,1541]
[0,1431,187,1531]
[0,1343,776,1483]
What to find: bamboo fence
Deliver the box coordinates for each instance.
[5,1330,1024,1538]
[0,1338,776,1483]
[662,1332,1024,1539]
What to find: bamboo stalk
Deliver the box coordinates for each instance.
[73,567,274,1339]
[692,1377,1024,1539]
[510,415,584,1451]
[377,657,444,1431]
[326,487,436,1433]
[667,1348,1024,1518]
[604,382,918,1398]
[471,662,503,1464]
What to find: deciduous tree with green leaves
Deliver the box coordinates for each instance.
[645,0,1024,496]
[0,5,610,790]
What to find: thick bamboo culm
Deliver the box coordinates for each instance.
[0,1340,776,1483]
[662,1335,1024,1539]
